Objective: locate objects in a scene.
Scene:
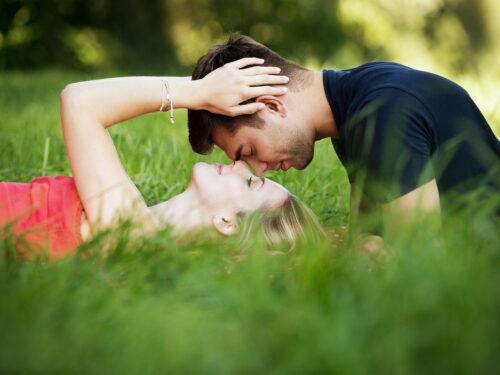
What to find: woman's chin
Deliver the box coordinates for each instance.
[192,161,222,186]
[191,162,209,184]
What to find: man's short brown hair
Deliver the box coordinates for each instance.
[187,33,306,155]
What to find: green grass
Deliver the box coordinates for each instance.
[0,70,499,374]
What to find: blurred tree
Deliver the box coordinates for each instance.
[165,0,345,69]
[0,0,346,71]
[0,0,175,71]
[0,0,498,79]
[335,0,492,75]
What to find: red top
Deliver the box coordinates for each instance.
[0,176,83,259]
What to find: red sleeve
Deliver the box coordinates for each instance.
[0,176,83,259]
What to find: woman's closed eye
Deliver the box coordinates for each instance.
[247,176,265,191]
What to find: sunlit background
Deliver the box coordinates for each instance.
[1,0,499,131]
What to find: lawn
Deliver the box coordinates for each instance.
[0,70,499,374]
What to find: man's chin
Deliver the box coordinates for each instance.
[295,154,314,170]
[294,142,315,170]
[295,162,310,171]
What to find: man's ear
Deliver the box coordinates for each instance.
[212,214,238,236]
[256,95,287,118]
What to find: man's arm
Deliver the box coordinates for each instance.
[350,179,440,254]
[349,183,378,225]
[349,183,384,255]
[380,178,440,232]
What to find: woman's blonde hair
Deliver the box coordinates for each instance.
[236,194,325,250]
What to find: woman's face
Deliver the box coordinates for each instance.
[190,161,289,217]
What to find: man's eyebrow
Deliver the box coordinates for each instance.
[234,145,243,161]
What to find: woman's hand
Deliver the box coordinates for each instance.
[194,57,289,116]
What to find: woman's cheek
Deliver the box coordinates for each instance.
[215,178,245,203]
[225,177,245,195]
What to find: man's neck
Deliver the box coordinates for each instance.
[294,70,338,140]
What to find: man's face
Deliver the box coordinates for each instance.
[212,105,314,176]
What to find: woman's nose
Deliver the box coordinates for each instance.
[228,161,250,176]
[232,160,267,176]
[232,160,248,171]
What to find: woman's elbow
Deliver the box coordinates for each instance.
[60,83,82,109]
[60,82,95,111]
[60,83,93,131]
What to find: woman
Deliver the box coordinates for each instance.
[0,58,323,260]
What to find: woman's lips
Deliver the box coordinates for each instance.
[214,164,222,175]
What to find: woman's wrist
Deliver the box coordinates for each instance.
[167,77,205,111]
[162,57,290,116]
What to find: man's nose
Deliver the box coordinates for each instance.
[246,160,268,177]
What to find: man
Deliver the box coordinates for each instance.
[187,34,499,235]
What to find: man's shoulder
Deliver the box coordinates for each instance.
[324,61,462,112]
[349,61,412,72]
[324,61,450,88]
[324,61,413,77]
[323,62,417,105]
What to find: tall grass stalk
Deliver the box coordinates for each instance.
[42,136,51,176]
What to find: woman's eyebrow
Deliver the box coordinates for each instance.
[259,177,265,188]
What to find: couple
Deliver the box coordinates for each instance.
[1,34,498,258]
[0,54,320,260]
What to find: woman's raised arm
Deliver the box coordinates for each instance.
[60,57,288,235]
[62,57,288,128]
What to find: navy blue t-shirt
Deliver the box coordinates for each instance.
[323,62,500,206]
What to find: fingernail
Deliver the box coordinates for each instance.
[258,103,266,109]
[283,76,289,82]
[282,87,288,93]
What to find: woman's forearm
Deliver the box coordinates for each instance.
[61,77,201,129]
[61,58,289,129]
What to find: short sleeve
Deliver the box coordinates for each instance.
[341,88,436,203]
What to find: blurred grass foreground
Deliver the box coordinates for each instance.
[1,0,500,373]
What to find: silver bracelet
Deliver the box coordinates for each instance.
[159,79,175,124]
